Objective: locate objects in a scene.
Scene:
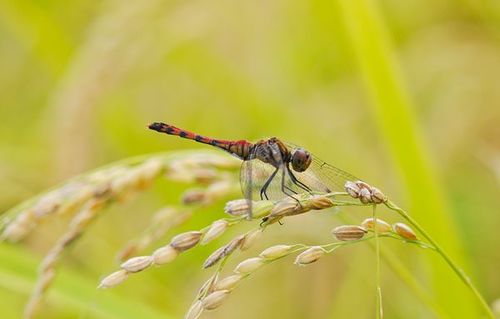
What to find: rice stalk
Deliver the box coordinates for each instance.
[188,222,430,319]
[0,151,239,318]
[3,151,494,318]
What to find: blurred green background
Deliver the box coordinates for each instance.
[1,0,500,318]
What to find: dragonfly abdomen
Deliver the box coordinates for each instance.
[148,122,253,159]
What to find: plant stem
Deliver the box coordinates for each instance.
[373,205,383,319]
[385,200,495,319]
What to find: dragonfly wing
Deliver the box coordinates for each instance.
[307,156,360,192]
[240,159,276,200]
[240,144,299,201]
[283,141,360,193]
[240,141,361,202]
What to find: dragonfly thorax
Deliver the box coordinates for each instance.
[251,138,311,172]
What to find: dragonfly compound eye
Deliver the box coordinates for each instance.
[291,148,312,172]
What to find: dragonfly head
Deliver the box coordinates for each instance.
[290,148,312,172]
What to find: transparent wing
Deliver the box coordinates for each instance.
[240,141,361,203]
[240,146,291,200]
[241,159,277,200]
[284,142,360,193]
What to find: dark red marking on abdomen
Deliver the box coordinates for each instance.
[148,122,253,160]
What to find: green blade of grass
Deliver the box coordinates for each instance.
[0,244,172,319]
[337,0,480,317]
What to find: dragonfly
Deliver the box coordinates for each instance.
[148,122,359,214]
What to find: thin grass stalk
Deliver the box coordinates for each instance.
[377,246,451,319]
[372,204,382,319]
[192,232,430,318]
[385,200,495,319]
[24,194,110,319]
[336,213,450,318]
[337,0,479,316]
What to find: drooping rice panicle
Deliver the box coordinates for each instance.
[116,207,192,262]
[7,150,491,319]
[99,217,247,288]
[116,176,239,261]
[1,152,240,243]
[24,192,112,319]
[1,151,240,318]
[187,212,436,318]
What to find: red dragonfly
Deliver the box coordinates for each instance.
[149,122,359,205]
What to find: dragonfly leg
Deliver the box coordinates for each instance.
[280,166,302,206]
[259,167,279,200]
[283,185,298,194]
[287,166,313,194]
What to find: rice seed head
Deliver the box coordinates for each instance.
[309,195,334,210]
[224,235,245,254]
[33,192,61,218]
[333,225,368,241]
[202,290,230,310]
[152,207,177,223]
[393,223,417,240]
[201,220,229,245]
[344,181,360,198]
[240,228,263,251]
[214,274,244,291]
[224,199,273,219]
[120,256,153,273]
[56,186,94,216]
[358,188,372,204]
[110,173,136,200]
[203,235,244,269]
[152,245,179,265]
[252,200,275,218]
[259,244,294,259]
[196,154,240,169]
[294,246,326,266]
[127,163,161,190]
[193,168,218,184]
[98,269,129,289]
[370,187,387,204]
[203,246,226,269]
[165,166,196,183]
[11,209,35,226]
[170,231,203,251]
[205,180,233,200]
[234,257,265,274]
[224,199,251,217]
[139,159,164,182]
[361,217,392,233]
[355,180,371,190]
[270,198,301,217]
[185,300,203,319]
[182,190,206,205]
[2,221,31,242]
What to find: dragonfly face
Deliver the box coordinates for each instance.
[290,148,312,172]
